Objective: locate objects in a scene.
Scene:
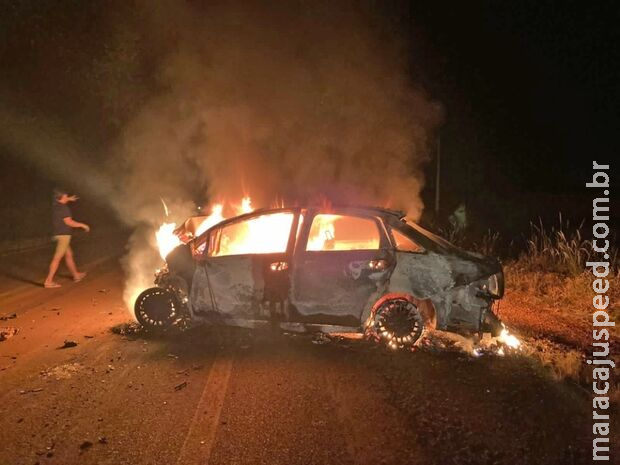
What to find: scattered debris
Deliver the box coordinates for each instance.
[174,381,188,391]
[111,322,142,336]
[311,333,330,345]
[84,335,94,339]
[98,288,110,294]
[0,312,17,321]
[167,353,178,359]
[0,327,18,341]
[79,441,93,450]
[59,340,78,349]
[43,363,81,380]
[19,387,44,395]
[98,436,108,444]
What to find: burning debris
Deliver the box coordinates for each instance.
[110,322,143,336]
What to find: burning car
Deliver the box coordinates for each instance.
[135,205,505,349]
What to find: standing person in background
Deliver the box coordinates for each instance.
[43,189,90,288]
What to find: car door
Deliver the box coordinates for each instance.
[190,210,297,321]
[290,211,394,326]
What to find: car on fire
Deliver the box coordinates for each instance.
[135,206,505,349]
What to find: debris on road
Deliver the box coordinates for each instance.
[79,440,93,450]
[19,387,44,395]
[0,327,18,341]
[98,436,108,444]
[59,340,78,349]
[311,333,330,345]
[43,362,81,380]
[174,381,188,391]
[0,312,17,321]
[111,322,142,336]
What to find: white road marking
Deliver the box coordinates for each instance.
[175,354,234,465]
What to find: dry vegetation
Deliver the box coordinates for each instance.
[462,217,619,396]
[501,219,619,349]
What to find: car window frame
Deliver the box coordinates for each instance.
[199,209,299,259]
[388,225,426,254]
[299,211,390,254]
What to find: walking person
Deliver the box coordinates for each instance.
[44,189,90,288]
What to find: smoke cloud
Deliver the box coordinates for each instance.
[1,1,442,312]
[114,0,442,222]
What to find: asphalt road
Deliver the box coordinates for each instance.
[0,239,596,465]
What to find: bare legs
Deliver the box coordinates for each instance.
[44,253,63,287]
[64,247,80,279]
[44,238,85,287]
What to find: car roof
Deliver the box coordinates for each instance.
[227,205,406,220]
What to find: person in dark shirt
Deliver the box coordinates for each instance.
[44,189,91,288]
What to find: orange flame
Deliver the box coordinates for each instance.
[155,222,182,260]
[194,203,225,237]
[155,197,374,261]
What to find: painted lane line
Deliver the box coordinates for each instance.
[175,354,234,465]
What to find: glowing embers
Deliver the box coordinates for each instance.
[373,298,424,350]
[306,214,380,251]
[498,326,521,349]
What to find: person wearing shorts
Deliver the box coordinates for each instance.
[44,189,91,288]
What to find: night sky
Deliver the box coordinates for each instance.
[1,0,618,240]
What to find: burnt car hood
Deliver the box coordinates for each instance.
[443,250,502,287]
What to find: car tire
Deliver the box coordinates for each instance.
[134,287,180,332]
[369,297,426,350]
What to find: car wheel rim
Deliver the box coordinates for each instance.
[134,288,178,329]
[373,299,424,349]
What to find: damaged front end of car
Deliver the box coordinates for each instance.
[134,245,194,332]
[445,268,504,337]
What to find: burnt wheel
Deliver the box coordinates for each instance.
[372,298,425,350]
[134,287,179,332]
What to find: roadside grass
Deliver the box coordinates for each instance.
[449,215,619,397]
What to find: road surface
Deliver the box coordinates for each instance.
[0,238,594,465]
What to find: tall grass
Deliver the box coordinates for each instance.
[516,214,617,276]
